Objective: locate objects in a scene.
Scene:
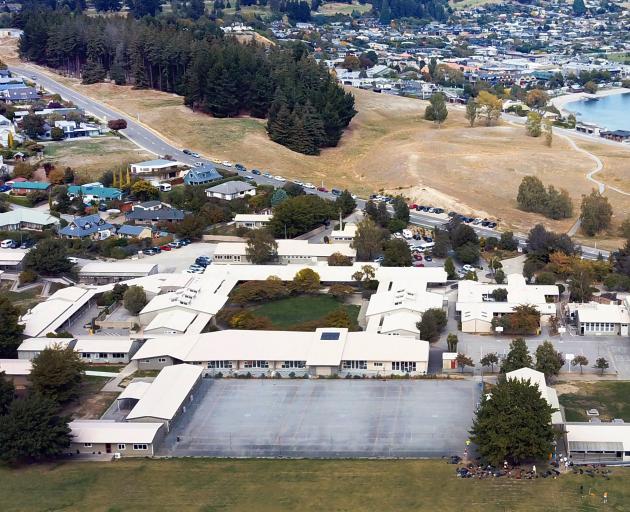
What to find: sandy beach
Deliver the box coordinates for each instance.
[552,87,628,115]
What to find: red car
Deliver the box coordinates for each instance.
[409,203,418,210]
[160,245,172,251]
[412,261,425,267]
[317,186,329,193]
[413,253,423,261]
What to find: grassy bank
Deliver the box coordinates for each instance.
[558,381,630,422]
[0,458,628,512]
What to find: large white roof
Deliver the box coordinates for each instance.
[214,240,356,258]
[144,310,198,333]
[0,359,32,375]
[117,381,152,401]
[566,423,630,452]
[233,214,272,223]
[133,329,430,366]
[0,248,28,264]
[74,337,135,354]
[17,337,74,352]
[571,302,630,324]
[126,364,202,421]
[366,287,443,317]
[79,262,158,276]
[69,420,162,444]
[0,209,60,227]
[506,367,563,424]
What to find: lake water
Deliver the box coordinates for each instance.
[564,92,630,131]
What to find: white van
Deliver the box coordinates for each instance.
[159,183,172,192]
[402,229,413,239]
[1,239,13,248]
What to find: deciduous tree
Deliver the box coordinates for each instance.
[480,353,499,373]
[123,285,147,315]
[245,230,278,264]
[30,345,85,404]
[351,218,385,262]
[291,268,321,293]
[534,341,564,380]
[571,355,588,374]
[580,190,612,236]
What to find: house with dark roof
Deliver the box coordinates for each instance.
[59,214,115,240]
[126,201,185,225]
[183,164,222,186]
[600,130,630,143]
[117,224,153,239]
[2,87,39,103]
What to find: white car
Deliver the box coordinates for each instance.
[222,161,232,167]
[68,257,79,264]
[190,152,200,158]
[462,264,475,273]
[402,229,413,239]
[304,183,316,189]
[194,162,204,167]
[263,172,273,178]
[274,175,286,182]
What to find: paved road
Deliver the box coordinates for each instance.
[12,65,610,260]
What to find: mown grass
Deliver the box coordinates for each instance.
[0,458,628,512]
[558,381,630,422]
[252,295,360,329]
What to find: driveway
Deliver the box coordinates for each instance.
[160,379,480,458]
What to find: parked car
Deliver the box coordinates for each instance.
[402,229,413,239]
[331,189,342,196]
[304,183,316,189]
[274,175,286,182]
[179,238,191,246]
[190,152,200,158]
[142,247,160,255]
[222,161,232,167]
[462,264,475,273]
[194,162,204,167]
[413,254,423,261]
[68,257,79,264]
[409,203,418,210]
[195,256,211,267]
[169,241,182,249]
[1,239,13,249]
[373,256,384,263]
[0,185,11,193]
[183,149,192,155]
[251,169,261,175]
[433,208,444,214]
[488,222,497,229]
[235,164,245,171]
[317,186,328,192]
[424,254,433,262]
[263,172,273,178]
[412,260,425,267]
[9,240,19,249]
[160,245,172,251]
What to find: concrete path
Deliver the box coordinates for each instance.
[101,361,138,392]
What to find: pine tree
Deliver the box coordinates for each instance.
[268,104,293,146]
[379,0,391,24]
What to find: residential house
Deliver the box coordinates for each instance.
[126,201,185,225]
[51,120,102,139]
[117,224,153,240]
[233,213,272,230]
[1,87,39,103]
[67,183,123,203]
[130,159,183,178]
[205,181,256,201]
[183,164,222,186]
[10,181,50,196]
[0,113,22,147]
[0,209,60,231]
[59,214,115,240]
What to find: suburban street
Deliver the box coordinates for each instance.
[11,65,611,260]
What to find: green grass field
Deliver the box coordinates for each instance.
[0,458,628,512]
[558,381,630,422]
[252,295,359,329]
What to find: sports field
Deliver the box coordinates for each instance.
[0,458,627,511]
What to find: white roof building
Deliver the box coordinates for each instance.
[133,329,430,377]
[20,287,98,337]
[79,262,159,283]
[69,420,164,456]
[566,423,630,463]
[0,358,32,376]
[126,364,202,430]
[0,248,28,270]
[213,239,356,265]
[506,367,563,425]
[0,209,60,231]
[17,337,75,360]
[457,274,559,334]
[233,213,272,229]
[330,222,357,243]
[567,299,630,337]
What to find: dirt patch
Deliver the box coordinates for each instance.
[554,382,580,395]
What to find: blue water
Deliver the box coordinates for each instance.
[564,92,630,131]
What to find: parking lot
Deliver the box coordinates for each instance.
[136,242,216,273]
[161,379,480,458]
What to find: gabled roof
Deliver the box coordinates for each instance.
[126,364,202,421]
[10,181,50,190]
[67,185,122,200]
[59,214,114,237]
[117,224,148,236]
[69,420,162,444]
[184,165,222,184]
[126,207,185,222]
[0,209,60,227]
[205,181,255,194]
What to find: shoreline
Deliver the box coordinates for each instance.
[551,87,628,116]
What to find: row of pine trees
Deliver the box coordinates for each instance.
[17,9,356,155]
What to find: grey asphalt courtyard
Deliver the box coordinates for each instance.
[161,379,480,458]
